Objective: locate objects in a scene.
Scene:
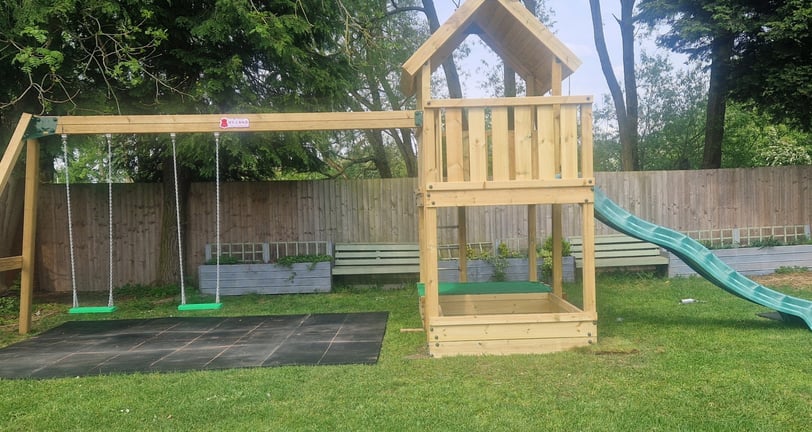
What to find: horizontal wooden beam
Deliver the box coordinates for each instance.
[50,111,417,135]
[431,311,596,326]
[424,95,592,109]
[427,178,594,191]
[432,320,595,342]
[0,256,23,272]
[430,336,593,357]
[425,184,594,207]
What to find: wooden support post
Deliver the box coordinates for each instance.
[526,77,539,282]
[423,207,440,322]
[416,61,438,329]
[528,205,538,281]
[457,207,467,282]
[581,202,597,315]
[552,206,563,296]
[550,57,564,296]
[19,139,39,334]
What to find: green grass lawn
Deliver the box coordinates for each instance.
[1,274,811,431]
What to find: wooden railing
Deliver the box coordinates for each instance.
[420,96,593,207]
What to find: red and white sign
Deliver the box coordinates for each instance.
[219,117,250,129]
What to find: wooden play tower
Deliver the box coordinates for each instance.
[1,0,596,355]
[402,0,597,357]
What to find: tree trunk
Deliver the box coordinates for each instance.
[702,33,733,169]
[155,156,191,285]
[423,0,464,99]
[394,128,417,177]
[589,0,639,170]
[368,130,393,178]
[620,0,639,170]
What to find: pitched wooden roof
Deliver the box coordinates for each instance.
[401,0,582,96]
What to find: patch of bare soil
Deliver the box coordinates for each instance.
[751,272,812,291]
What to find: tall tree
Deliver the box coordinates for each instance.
[589,0,640,170]
[637,0,759,169]
[728,1,812,131]
[594,53,708,171]
[1,0,373,284]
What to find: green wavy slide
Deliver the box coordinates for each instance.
[593,187,812,330]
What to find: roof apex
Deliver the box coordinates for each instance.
[401,0,581,96]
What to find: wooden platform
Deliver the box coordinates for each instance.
[418,282,597,357]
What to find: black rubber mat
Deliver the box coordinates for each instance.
[0,312,388,379]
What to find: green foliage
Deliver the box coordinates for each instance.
[723,104,812,168]
[774,266,810,274]
[483,253,509,282]
[0,295,19,315]
[496,242,522,258]
[466,245,492,260]
[204,255,243,265]
[204,254,332,267]
[749,237,788,248]
[539,236,572,281]
[275,254,332,268]
[594,53,708,171]
[728,0,812,131]
[114,283,180,299]
[1,0,384,182]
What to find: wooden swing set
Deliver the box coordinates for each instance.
[1,0,596,357]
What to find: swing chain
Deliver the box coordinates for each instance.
[62,134,79,308]
[171,133,187,305]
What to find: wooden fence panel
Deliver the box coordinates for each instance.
[0,178,24,288]
[27,166,812,291]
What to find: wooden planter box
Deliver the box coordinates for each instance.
[198,262,332,295]
[668,244,812,277]
[439,257,575,283]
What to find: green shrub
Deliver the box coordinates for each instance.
[539,236,572,281]
[204,255,242,265]
[275,254,332,268]
[775,265,810,274]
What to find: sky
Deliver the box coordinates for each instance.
[432,0,689,99]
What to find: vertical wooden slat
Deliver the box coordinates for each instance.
[467,108,487,182]
[19,139,38,334]
[537,105,556,179]
[513,106,533,180]
[491,107,510,180]
[445,108,465,181]
[551,59,563,176]
[580,104,594,178]
[560,105,578,179]
[458,207,467,283]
